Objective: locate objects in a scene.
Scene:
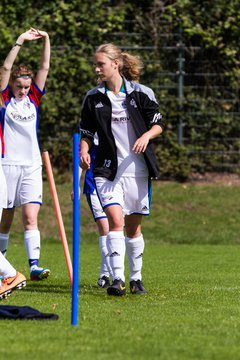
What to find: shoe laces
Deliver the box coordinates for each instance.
[131,280,143,290]
[112,279,121,285]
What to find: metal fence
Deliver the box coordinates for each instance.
[111,22,240,172]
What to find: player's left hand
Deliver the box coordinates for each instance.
[132,133,150,154]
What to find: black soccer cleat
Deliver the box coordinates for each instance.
[97,276,110,288]
[130,280,148,295]
[107,279,126,296]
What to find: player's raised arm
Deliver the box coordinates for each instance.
[0,28,42,91]
[34,29,50,91]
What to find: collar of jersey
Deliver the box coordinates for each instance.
[105,80,126,94]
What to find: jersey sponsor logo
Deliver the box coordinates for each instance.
[95,101,104,108]
[112,116,130,123]
[142,205,149,211]
[10,111,35,123]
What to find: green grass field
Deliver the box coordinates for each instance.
[1,178,240,360]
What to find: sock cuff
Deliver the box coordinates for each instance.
[125,234,143,243]
[24,229,40,239]
[24,231,40,260]
[0,232,10,240]
[99,235,107,243]
[99,235,107,251]
[108,231,124,239]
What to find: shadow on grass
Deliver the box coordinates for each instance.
[23,282,134,299]
[79,283,135,300]
[24,283,71,294]
[23,282,105,295]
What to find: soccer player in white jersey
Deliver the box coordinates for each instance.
[0,28,50,281]
[0,114,26,300]
[80,43,165,296]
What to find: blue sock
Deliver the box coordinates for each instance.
[29,259,39,269]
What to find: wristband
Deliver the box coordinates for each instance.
[14,43,22,47]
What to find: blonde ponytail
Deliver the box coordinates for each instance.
[121,53,143,81]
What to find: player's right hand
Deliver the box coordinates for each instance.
[80,152,91,170]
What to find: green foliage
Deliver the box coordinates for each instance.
[0,0,239,178]
[155,142,191,181]
[0,0,127,169]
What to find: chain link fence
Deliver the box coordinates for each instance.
[110,20,240,174]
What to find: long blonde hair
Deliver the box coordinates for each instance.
[95,43,143,82]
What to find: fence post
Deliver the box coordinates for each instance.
[176,26,185,145]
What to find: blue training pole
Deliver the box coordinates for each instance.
[71,132,80,326]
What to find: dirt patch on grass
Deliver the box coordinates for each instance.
[188,172,240,186]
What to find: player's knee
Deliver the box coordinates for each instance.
[23,216,37,228]
[125,229,142,238]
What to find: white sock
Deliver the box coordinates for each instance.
[107,231,125,282]
[125,234,144,281]
[99,235,112,278]
[0,232,10,257]
[24,229,40,263]
[0,251,16,278]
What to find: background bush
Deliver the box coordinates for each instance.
[0,0,239,179]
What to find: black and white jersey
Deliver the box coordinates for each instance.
[80,77,164,181]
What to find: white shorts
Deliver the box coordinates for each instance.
[2,164,43,208]
[95,176,151,216]
[85,190,107,221]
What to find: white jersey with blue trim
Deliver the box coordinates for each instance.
[1,83,45,166]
